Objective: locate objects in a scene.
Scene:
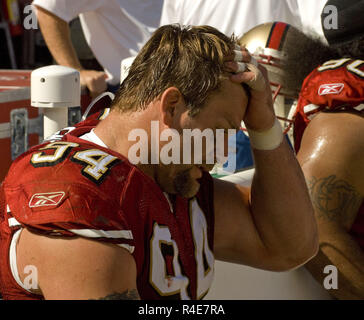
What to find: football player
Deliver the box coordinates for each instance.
[0,25,317,300]
[284,0,364,299]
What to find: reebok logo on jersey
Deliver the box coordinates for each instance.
[29,192,65,208]
[318,83,344,96]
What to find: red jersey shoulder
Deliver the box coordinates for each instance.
[293,58,364,152]
[300,58,364,109]
[6,135,126,190]
[3,131,142,238]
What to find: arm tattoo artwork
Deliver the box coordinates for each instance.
[307,175,362,222]
[90,289,140,300]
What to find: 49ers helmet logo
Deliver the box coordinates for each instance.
[318,83,345,96]
[29,192,65,208]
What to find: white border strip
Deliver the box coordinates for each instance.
[117,243,135,254]
[9,229,33,293]
[8,217,21,227]
[68,228,133,240]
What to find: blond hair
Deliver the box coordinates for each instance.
[111,24,236,116]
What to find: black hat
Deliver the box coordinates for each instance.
[321,0,364,45]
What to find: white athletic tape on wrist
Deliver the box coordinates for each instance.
[247,118,283,150]
[250,57,258,67]
[236,62,246,73]
[234,50,243,62]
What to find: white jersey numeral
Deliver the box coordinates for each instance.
[72,149,119,182]
[317,58,351,71]
[318,58,364,79]
[31,142,119,184]
[190,200,214,299]
[31,142,79,166]
[150,224,190,299]
[347,60,364,78]
[149,199,214,299]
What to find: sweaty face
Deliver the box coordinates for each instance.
[157,79,249,198]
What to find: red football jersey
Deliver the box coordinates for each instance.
[294,58,364,153]
[293,58,364,250]
[0,114,215,300]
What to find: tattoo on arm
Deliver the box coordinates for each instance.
[90,289,140,300]
[307,175,362,222]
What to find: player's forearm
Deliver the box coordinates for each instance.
[250,139,318,266]
[35,6,83,70]
[305,233,364,299]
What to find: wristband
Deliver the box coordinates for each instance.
[236,62,247,73]
[247,118,283,150]
[250,57,259,67]
[234,49,243,61]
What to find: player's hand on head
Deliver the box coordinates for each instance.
[225,45,276,131]
[80,69,108,99]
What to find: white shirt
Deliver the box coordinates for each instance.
[160,0,327,38]
[296,0,328,37]
[33,0,163,85]
[79,128,108,148]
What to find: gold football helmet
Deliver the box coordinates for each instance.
[238,22,297,137]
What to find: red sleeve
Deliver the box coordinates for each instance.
[3,138,137,254]
[4,181,135,253]
[300,58,364,110]
[294,58,364,152]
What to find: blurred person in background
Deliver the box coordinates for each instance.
[33,0,163,97]
[160,0,328,39]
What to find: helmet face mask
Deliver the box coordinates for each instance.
[238,22,297,140]
[251,48,283,69]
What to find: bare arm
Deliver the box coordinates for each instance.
[297,111,364,299]
[214,137,317,271]
[213,49,318,271]
[17,228,139,300]
[35,5,107,98]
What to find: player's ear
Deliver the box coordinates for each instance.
[159,87,184,127]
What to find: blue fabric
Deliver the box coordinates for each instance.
[223,130,253,172]
[223,131,293,173]
[107,83,120,93]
